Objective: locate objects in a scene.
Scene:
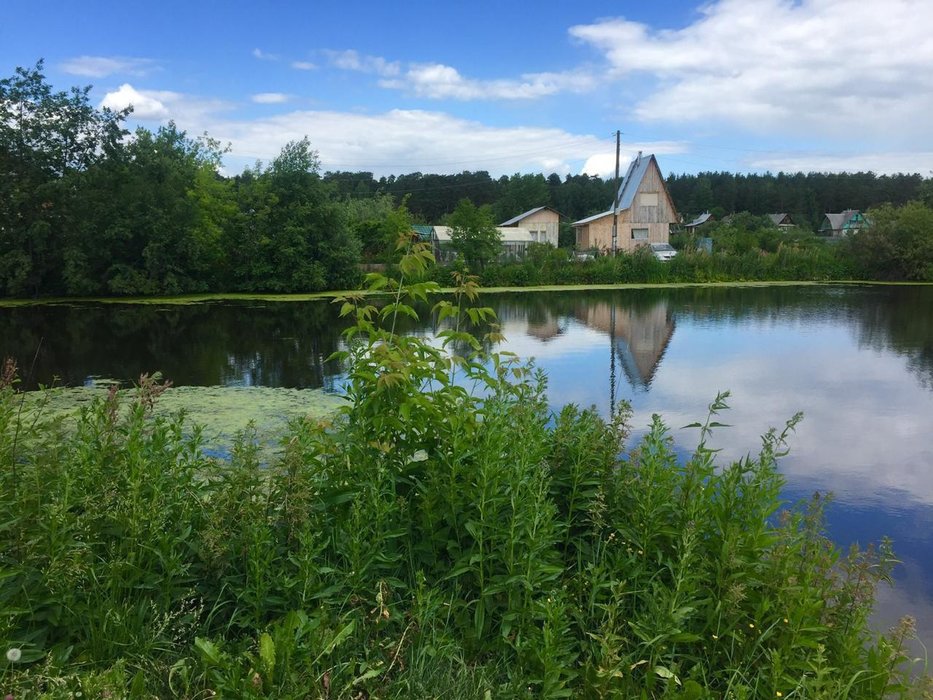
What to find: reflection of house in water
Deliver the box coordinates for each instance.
[495,301,564,343]
[577,300,675,390]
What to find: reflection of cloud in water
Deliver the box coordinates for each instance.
[648,320,933,508]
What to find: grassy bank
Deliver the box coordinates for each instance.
[2,251,930,698]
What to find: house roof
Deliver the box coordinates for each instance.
[686,212,713,228]
[497,226,534,242]
[571,209,613,227]
[411,224,434,241]
[500,206,559,227]
[571,152,675,227]
[768,213,792,226]
[615,153,656,212]
[822,210,861,230]
[431,225,535,243]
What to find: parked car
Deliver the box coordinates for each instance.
[649,242,678,261]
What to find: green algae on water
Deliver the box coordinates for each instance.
[18,384,346,461]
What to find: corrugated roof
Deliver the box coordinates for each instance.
[686,212,712,228]
[615,153,656,212]
[500,206,550,226]
[571,209,613,227]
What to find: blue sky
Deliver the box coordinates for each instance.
[3,0,932,178]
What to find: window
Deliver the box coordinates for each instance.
[632,228,649,240]
[640,192,659,207]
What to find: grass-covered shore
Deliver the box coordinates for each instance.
[3,251,931,698]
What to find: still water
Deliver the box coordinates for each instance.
[2,284,932,643]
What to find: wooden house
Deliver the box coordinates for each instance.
[571,153,679,253]
[500,206,561,247]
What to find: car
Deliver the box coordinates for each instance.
[649,242,678,261]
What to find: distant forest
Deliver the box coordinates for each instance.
[322,169,929,230]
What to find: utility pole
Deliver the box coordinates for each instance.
[611,129,620,256]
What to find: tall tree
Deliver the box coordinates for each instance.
[0,61,127,296]
[447,198,500,271]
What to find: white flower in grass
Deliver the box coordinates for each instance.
[6,647,21,662]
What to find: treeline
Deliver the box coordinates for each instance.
[324,169,615,225]
[665,171,928,228]
[2,62,932,298]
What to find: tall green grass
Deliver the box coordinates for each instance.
[1,239,929,698]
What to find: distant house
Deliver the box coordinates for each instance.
[571,153,679,253]
[768,213,795,231]
[820,210,866,237]
[685,212,714,232]
[500,206,560,247]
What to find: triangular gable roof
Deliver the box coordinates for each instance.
[768,213,792,226]
[823,210,860,230]
[500,206,560,227]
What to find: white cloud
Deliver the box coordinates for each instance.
[99,84,231,122]
[252,48,279,61]
[325,50,400,77]
[379,63,597,101]
[569,0,933,142]
[60,55,155,78]
[582,146,684,177]
[291,61,316,71]
[99,83,169,119]
[251,92,290,104]
[192,107,681,177]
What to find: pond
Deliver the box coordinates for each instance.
[2,283,932,646]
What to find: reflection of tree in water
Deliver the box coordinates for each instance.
[850,287,933,390]
[655,285,933,392]
[3,285,930,393]
[0,301,351,390]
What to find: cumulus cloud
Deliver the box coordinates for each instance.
[99,84,170,119]
[191,107,680,177]
[60,55,155,78]
[251,92,290,104]
[569,0,933,142]
[100,84,231,122]
[325,50,400,77]
[379,63,597,100]
[291,61,316,70]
